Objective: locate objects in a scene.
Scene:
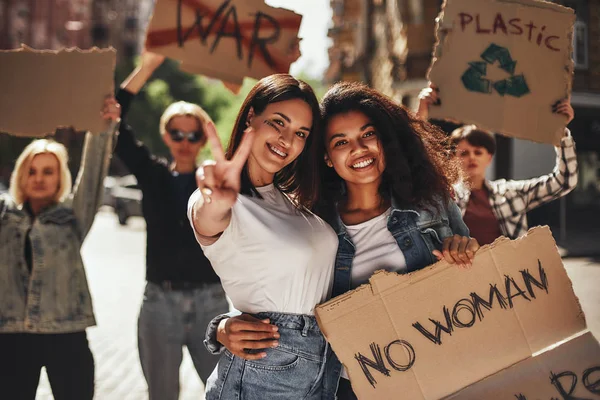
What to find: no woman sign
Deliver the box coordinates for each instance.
[316,227,600,399]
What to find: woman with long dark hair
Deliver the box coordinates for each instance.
[201,81,479,399]
[317,82,479,398]
[187,74,340,399]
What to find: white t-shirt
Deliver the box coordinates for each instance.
[345,208,407,288]
[341,208,407,379]
[188,184,337,315]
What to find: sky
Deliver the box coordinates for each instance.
[265,0,333,79]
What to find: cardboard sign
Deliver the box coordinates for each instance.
[145,0,302,87]
[427,0,575,145]
[448,332,600,399]
[315,227,600,400]
[0,45,116,137]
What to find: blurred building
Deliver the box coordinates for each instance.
[326,0,600,248]
[0,0,155,185]
[0,0,153,62]
[325,0,442,107]
[90,0,154,61]
[0,0,88,49]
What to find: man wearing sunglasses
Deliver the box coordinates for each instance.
[115,52,228,400]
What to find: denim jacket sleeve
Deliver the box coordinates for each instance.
[204,310,242,355]
[447,198,470,237]
[69,121,118,240]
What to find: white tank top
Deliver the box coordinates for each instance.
[189,184,337,315]
[344,208,407,288]
[340,208,407,379]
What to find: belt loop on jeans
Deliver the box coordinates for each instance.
[301,315,310,337]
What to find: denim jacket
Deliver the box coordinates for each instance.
[330,196,469,297]
[321,195,470,392]
[0,124,117,333]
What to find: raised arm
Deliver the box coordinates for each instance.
[416,83,440,121]
[70,97,120,240]
[188,123,255,244]
[507,100,578,212]
[114,52,165,181]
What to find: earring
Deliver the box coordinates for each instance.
[326,160,333,167]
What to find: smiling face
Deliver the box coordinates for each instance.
[456,139,493,182]
[324,111,386,188]
[246,99,313,185]
[23,153,61,205]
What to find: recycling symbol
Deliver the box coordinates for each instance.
[461,43,530,98]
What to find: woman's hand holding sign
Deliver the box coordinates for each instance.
[433,235,480,269]
[417,83,440,121]
[552,98,574,125]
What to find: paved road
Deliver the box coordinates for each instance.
[35,210,600,399]
[36,210,205,400]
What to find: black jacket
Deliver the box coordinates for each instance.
[115,89,219,285]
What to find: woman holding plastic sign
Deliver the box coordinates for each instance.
[0,98,120,399]
[196,81,480,400]
[418,83,578,245]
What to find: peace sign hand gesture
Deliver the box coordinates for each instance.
[196,122,256,212]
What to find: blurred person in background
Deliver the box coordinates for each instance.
[0,98,120,399]
[116,51,228,400]
[418,84,578,245]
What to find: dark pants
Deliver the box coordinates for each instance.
[337,378,358,400]
[0,331,94,400]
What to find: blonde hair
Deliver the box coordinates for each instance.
[9,139,72,205]
[159,101,213,136]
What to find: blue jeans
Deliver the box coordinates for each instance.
[138,282,229,400]
[205,312,337,400]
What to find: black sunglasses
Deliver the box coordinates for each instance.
[167,129,204,143]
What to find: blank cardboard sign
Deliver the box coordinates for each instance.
[145,0,302,87]
[427,0,575,146]
[0,46,116,137]
[315,227,599,400]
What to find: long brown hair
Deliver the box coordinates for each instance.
[316,81,462,218]
[225,74,321,209]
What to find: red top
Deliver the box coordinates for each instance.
[462,188,503,246]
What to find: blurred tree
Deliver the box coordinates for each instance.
[113,57,236,166]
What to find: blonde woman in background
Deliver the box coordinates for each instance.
[0,98,120,399]
[116,51,228,399]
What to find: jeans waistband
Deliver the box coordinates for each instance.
[148,280,217,292]
[251,312,321,333]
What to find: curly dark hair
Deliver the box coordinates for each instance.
[225,74,322,209]
[315,81,462,218]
